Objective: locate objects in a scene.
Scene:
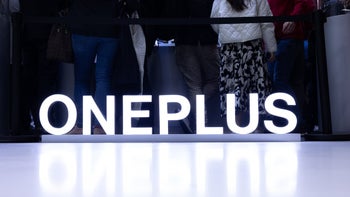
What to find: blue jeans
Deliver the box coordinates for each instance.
[72,34,119,128]
[268,39,305,128]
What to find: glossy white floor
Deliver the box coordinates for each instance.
[1,141,350,197]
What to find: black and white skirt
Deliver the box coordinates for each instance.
[219,39,272,116]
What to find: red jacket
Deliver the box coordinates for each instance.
[268,0,315,40]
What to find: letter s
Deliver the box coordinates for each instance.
[264,93,297,134]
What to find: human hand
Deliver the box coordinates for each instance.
[267,52,275,62]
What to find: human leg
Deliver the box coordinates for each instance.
[36,40,60,129]
[199,44,221,127]
[72,34,98,128]
[93,37,119,128]
[20,41,39,132]
[291,40,306,131]
[272,39,297,94]
[175,45,202,132]
[272,39,304,129]
[220,40,270,129]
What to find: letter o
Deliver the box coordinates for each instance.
[39,94,77,135]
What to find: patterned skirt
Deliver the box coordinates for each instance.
[219,39,272,116]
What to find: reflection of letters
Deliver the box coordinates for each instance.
[38,143,298,196]
[40,93,297,135]
[39,144,78,193]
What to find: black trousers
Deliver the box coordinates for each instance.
[19,38,60,133]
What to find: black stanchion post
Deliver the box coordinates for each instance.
[0,10,11,136]
[313,10,332,134]
[0,13,40,142]
[11,12,23,136]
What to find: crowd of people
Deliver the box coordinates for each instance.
[0,0,317,135]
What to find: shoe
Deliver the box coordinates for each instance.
[93,126,106,135]
[67,126,82,135]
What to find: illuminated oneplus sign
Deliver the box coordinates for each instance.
[39,93,297,135]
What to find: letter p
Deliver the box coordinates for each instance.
[159,95,191,135]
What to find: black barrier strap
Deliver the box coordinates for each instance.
[22,14,313,25]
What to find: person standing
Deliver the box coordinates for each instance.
[0,0,20,135]
[211,0,277,129]
[175,0,221,133]
[67,0,122,135]
[267,0,315,132]
[19,0,67,134]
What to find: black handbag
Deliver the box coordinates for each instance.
[46,23,73,63]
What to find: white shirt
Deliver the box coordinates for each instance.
[211,0,277,52]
